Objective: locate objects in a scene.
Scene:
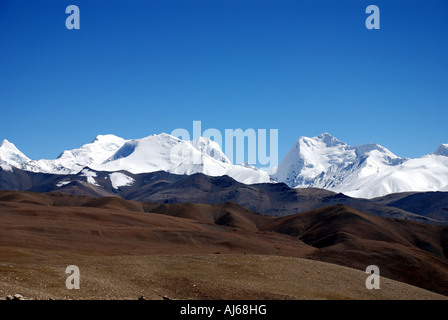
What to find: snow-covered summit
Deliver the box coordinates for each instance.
[316,132,347,147]
[191,136,230,164]
[271,133,358,187]
[433,144,448,157]
[272,133,448,198]
[57,134,126,164]
[0,133,270,185]
[15,134,127,175]
[98,133,270,183]
[0,139,31,168]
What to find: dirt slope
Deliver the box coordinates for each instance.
[0,191,447,298]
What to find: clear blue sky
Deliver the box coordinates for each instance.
[1,0,447,164]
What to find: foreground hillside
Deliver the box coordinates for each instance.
[0,190,447,298]
[1,249,445,300]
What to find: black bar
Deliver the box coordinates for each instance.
[1,300,446,319]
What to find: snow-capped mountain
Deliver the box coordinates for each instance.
[1,132,447,198]
[341,149,448,198]
[0,139,31,170]
[0,134,126,175]
[272,133,448,198]
[434,144,448,157]
[0,133,271,185]
[95,133,271,184]
[271,133,406,188]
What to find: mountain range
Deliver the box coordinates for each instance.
[0,132,447,199]
[0,134,271,184]
[1,132,448,298]
[1,160,448,225]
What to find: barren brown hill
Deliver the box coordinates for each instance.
[1,249,446,300]
[0,191,310,257]
[373,191,448,222]
[142,202,272,232]
[0,190,447,298]
[265,204,448,295]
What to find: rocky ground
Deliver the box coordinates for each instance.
[0,247,446,300]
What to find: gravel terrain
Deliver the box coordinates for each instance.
[1,248,446,300]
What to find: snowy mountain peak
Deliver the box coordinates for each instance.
[105,133,180,164]
[433,144,448,157]
[91,134,125,144]
[1,139,20,152]
[0,139,30,167]
[55,135,126,164]
[191,136,231,164]
[96,133,270,184]
[271,133,356,187]
[354,143,399,159]
[315,132,346,147]
[158,132,173,138]
[273,133,448,198]
[272,133,412,195]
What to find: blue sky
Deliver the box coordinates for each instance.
[0,0,447,165]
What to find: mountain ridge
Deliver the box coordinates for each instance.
[1,164,447,225]
[1,132,447,198]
